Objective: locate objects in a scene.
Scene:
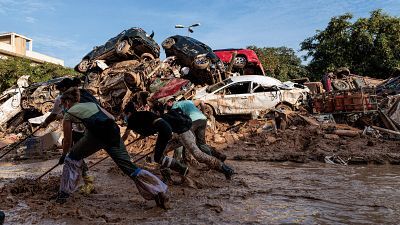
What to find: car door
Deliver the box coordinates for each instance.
[216,81,252,115]
[251,82,281,111]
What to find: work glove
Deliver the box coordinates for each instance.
[58,154,67,165]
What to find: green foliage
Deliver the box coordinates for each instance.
[247,46,308,81]
[301,9,400,80]
[0,57,80,92]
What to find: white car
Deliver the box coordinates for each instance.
[194,75,309,117]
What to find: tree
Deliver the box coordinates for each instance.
[247,46,308,81]
[301,10,400,80]
[0,57,80,92]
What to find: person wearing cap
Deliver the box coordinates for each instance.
[40,77,98,128]
[165,97,227,162]
[56,87,169,208]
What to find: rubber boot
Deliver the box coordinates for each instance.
[211,149,227,162]
[161,156,189,176]
[160,168,172,183]
[55,191,70,204]
[170,160,189,176]
[221,164,234,180]
[79,175,95,196]
[154,192,171,210]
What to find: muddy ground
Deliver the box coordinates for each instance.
[1,121,400,224]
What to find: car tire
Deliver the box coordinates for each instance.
[332,80,351,90]
[140,53,155,61]
[41,102,54,114]
[203,104,215,118]
[116,40,131,56]
[233,56,247,68]
[275,103,292,112]
[162,38,175,49]
[77,59,90,73]
[193,55,210,70]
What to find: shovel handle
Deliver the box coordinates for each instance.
[36,163,59,181]
[0,127,41,160]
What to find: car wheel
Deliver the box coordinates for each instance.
[162,38,175,49]
[193,55,210,69]
[203,104,215,118]
[140,53,155,61]
[20,97,30,109]
[77,59,90,73]
[41,102,54,114]
[116,40,131,56]
[275,103,292,112]
[233,56,247,68]
[332,80,351,90]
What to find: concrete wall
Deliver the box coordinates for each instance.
[26,51,64,66]
[0,34,64,66]
[15,36,26,55]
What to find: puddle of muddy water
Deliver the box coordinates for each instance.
[1,160,400,224]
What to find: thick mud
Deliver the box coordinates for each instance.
[1,160,400,224]
[1,122,400,224]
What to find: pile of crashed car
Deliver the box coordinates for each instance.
[1,27,399,154]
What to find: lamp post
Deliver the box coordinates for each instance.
[175,23,201,36]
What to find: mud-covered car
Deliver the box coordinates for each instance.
[213,49,265,75]
[161,35,224,84]
[20,77,66,114]
[76,27,160,73]
[194,75,309,118]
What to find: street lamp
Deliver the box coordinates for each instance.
[175,23,201,36]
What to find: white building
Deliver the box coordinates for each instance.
[0,32,64,66]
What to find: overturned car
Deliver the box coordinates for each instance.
[162,35,224,85]
[76,27,160,73]
[194,75,309,118]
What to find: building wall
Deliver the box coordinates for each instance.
[0,33,64,66]
[15,36,26,55]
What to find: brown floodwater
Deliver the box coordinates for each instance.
[1,160,400,224]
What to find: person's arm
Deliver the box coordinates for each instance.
[62,119,73,156]
[41,113,58,128]
[99,106,115,120]
[193,100,206,114]
[152,118,172,163]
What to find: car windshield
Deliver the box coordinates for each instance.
[206,78,233,93]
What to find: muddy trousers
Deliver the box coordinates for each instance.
[191,119,212,155]
[60,131,167,200]
[177,131,223,171]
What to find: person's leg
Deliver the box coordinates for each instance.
[193,120,227,161]
[178,131,222,170]
[57,132,104,203]
[105,139,169,208]
[104,138,138,176]
[178,131,234,179]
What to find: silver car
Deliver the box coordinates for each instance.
[194,75,309,117]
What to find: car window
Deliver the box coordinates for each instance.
[225,81,251,95]
[207,78,233,93]
[252,82,280,93]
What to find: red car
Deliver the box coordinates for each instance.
[213,49,265,75]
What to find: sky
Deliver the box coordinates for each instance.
[0,0,399,68]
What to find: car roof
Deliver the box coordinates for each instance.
[229,75,282,86]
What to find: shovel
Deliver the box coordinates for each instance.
[36,136,146,180]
